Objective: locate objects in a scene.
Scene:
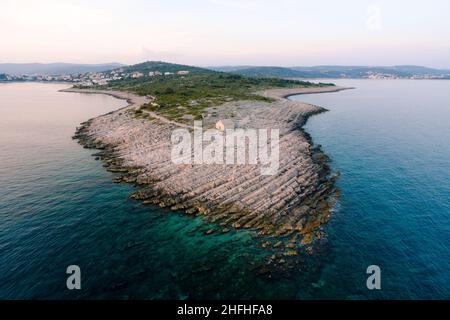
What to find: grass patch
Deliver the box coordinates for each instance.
[102,62,334,122]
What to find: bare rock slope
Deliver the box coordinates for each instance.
[71,86,346,247]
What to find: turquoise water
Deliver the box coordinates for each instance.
[0,81,449,299]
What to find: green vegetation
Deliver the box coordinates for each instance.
[105,61,333,122]
[120,61,207,74]
[225,66,308,78]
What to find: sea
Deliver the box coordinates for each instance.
[0,81,449,299]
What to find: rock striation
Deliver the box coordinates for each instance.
[70,86,347,249]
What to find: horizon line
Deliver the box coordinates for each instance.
[1,61,450,70]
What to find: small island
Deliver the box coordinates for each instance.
[69,61,348,253]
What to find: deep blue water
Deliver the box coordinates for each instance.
[0,81,449,299]
[292,79,450,299]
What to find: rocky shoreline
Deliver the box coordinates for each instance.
[70,85,348,254]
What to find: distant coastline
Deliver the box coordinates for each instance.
[2,63,450,87]
[210,65,450,80]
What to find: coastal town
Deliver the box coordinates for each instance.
[364,71,448,80]
[0,68,191,86]
[2,66,450,85]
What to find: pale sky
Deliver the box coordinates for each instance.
[1,0,450,68]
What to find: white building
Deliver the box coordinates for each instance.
[215,119,235,132]
[131,72,144,78]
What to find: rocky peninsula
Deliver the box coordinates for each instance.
[68,84,348,253]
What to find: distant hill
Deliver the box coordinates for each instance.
[0,63,125,75]
[211,65,450,79]
[291,65,450,78]
[220,66,307,78]
[118,61,210,74]
[207,66,253,72]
